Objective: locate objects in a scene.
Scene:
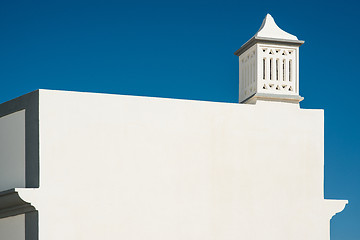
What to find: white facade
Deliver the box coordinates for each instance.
[0,14,347,240]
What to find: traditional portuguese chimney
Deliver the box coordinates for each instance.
[235,14,304,104]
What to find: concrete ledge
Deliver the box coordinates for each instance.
[234,36,305,56]
[0,189,36,219]
[323,199,349,219]
[241,92,304,104]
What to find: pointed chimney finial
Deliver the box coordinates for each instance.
[254,14,298,41]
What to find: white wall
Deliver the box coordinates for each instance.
[0,214,25,240]
[0,90,347,240]
[0,110,26,192]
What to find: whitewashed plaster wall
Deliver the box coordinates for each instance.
[0,110,25,191]
[0,90,347,240]
[0,214,25,240]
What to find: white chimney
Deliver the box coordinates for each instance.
[235,14,304,104]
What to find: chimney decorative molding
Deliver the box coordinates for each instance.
[235,14,304,104]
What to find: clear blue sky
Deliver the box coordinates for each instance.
[0,0,358,239]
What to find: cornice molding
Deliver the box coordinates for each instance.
[0,189,36,219]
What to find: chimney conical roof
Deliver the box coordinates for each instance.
[234,14,304,56]
[254,14,298,40]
